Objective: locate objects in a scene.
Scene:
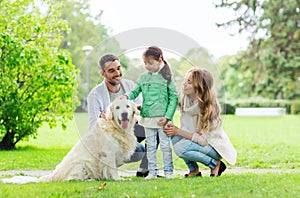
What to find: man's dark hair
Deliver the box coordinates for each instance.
[99,54,120,71]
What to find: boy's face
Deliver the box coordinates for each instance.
[143,56,162,73]
[101,60,123,86]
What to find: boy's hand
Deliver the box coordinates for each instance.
[157,117,168,127]
[137,105,142,111]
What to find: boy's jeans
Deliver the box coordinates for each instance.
[145,127,173,175]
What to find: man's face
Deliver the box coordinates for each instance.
[101,60,123,86]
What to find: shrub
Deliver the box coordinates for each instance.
[221,102,236,114]
[291,101,300,114]
[226,98,292,114]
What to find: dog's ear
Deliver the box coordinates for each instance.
[106,104,114,120]
[131,101,140,115]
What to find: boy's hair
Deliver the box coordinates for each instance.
[143,46,172,83]
[99,54,120,71]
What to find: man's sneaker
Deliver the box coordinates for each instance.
[144,174,157,180]
[165,173,173,179]
[136,170,149,177]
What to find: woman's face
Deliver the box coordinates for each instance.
[182,72,194,95]
[143,56,161,73]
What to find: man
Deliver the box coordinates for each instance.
[87,53,149,177]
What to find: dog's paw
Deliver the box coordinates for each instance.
[113,177,130,181]
[111,176,122,181]
[121,177,131,181]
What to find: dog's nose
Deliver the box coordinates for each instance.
[121,112,128,120]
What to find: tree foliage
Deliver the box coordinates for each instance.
[216,0,300,99]
[59,0,106,105]
[0,0,79,150]
[59,0,127,108]
[169,47,222,90]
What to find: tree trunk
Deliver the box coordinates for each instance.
[277,91,283,100]
[0,132,16,150]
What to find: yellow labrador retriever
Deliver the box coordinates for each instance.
[2,98,138,183]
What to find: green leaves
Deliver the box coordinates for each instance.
[216,0,300,99]
[0,0,79,150]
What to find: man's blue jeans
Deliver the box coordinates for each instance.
[124,142,146,165]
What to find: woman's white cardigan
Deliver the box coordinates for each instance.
[192,128,237,165]
[180,97,237,165]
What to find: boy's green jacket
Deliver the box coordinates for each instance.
[129,72,178,121]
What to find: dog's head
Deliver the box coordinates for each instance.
[106,98,139,131]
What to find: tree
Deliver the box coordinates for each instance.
[216,0,300,99]
[0,0,79,150]
[169,47,222,91]
[217,53,255,99]
[59,0,126,109]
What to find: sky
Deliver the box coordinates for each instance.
[89,0,249,59]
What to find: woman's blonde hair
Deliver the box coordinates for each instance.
[180,68,222,133]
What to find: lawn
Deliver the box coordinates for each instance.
[1,173,300,198]
[0,113,300,197]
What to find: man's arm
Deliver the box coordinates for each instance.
[87,92,100,131]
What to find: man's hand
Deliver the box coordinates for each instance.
[100,109,107,119]
[119,95,128,100]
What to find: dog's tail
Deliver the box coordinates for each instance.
[2,176,39,184]
[1,172,54,184]
[38,174,53,182]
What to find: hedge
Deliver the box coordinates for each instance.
[221,99,300,115]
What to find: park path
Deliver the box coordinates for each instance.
[1,168,299,178]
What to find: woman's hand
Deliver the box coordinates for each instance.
[163,123,179,136]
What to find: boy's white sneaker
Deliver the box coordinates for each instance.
[165,173,173,179]
[144,174,157,180]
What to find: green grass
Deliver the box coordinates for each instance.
[222,115,300,169]
[123,114,300,171]
[1,113,300,197]
[1,173,300,197]
[2,113,299,170]
[0,115,81,170]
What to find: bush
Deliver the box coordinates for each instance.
[226,98,292,114]
[291,101,300,114]
[221,102,236,114]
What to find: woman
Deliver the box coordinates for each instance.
[164,68,237,177]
